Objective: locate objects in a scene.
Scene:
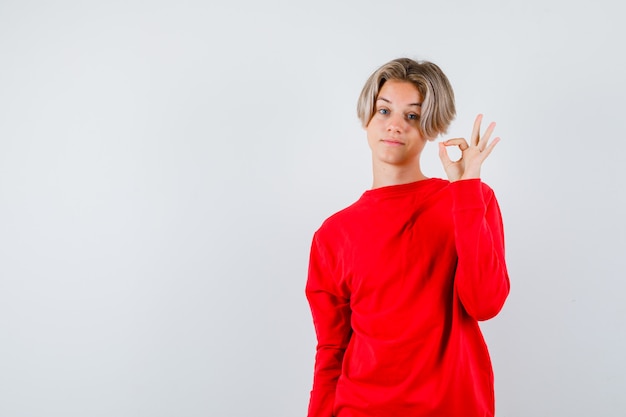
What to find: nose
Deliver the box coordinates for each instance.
[386,113,405,133]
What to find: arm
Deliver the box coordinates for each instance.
[305,232,352,417]
[450,179,510,320]
[439,114,510,320]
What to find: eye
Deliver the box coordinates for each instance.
[377,108,389,115]
[407,113,419,121]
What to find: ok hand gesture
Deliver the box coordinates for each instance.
[438,114,500,182]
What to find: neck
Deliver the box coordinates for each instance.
[371,160,428,189]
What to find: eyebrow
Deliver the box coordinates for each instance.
[377,97,422,107]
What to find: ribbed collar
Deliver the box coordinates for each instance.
[361,178,449,201]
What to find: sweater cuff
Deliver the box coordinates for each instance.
[449,179,485,211]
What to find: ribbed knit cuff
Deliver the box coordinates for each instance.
[449,179,485,211]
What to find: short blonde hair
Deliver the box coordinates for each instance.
[357,58,456,139]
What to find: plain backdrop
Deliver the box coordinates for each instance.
[1,1,624,416]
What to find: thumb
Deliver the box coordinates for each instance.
[438,142,453,166]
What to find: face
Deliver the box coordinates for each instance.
[366,80,426,169]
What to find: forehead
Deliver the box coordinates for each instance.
[377,80,422,103]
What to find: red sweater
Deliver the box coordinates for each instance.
[305,178,510,417]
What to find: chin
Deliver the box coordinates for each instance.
[376,151,415,165]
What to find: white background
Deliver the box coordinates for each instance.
[0,1,624,416]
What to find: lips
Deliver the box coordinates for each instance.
[381,138,404,145]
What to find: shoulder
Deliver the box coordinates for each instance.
[316,197,364,238]
[447,179,497,204]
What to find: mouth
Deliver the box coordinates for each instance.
[380,138,404,146]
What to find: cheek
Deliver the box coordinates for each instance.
[409,126,425,141]
[366,118,383,134]
[365,123,377,141]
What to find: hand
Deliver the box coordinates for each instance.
[438,114,500,182]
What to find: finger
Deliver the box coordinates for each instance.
[478,122,496,151]
[443,138,469,151]
[471,114,483,147]
[438,142,453,165]
[479,136,500,160]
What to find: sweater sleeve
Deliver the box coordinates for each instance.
[305,231,352,417]
[450,179,510,321]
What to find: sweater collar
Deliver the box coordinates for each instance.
[362,178,448,200]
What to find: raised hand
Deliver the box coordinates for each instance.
[438,114,500,182]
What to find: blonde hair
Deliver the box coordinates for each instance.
[357,58,456,139]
